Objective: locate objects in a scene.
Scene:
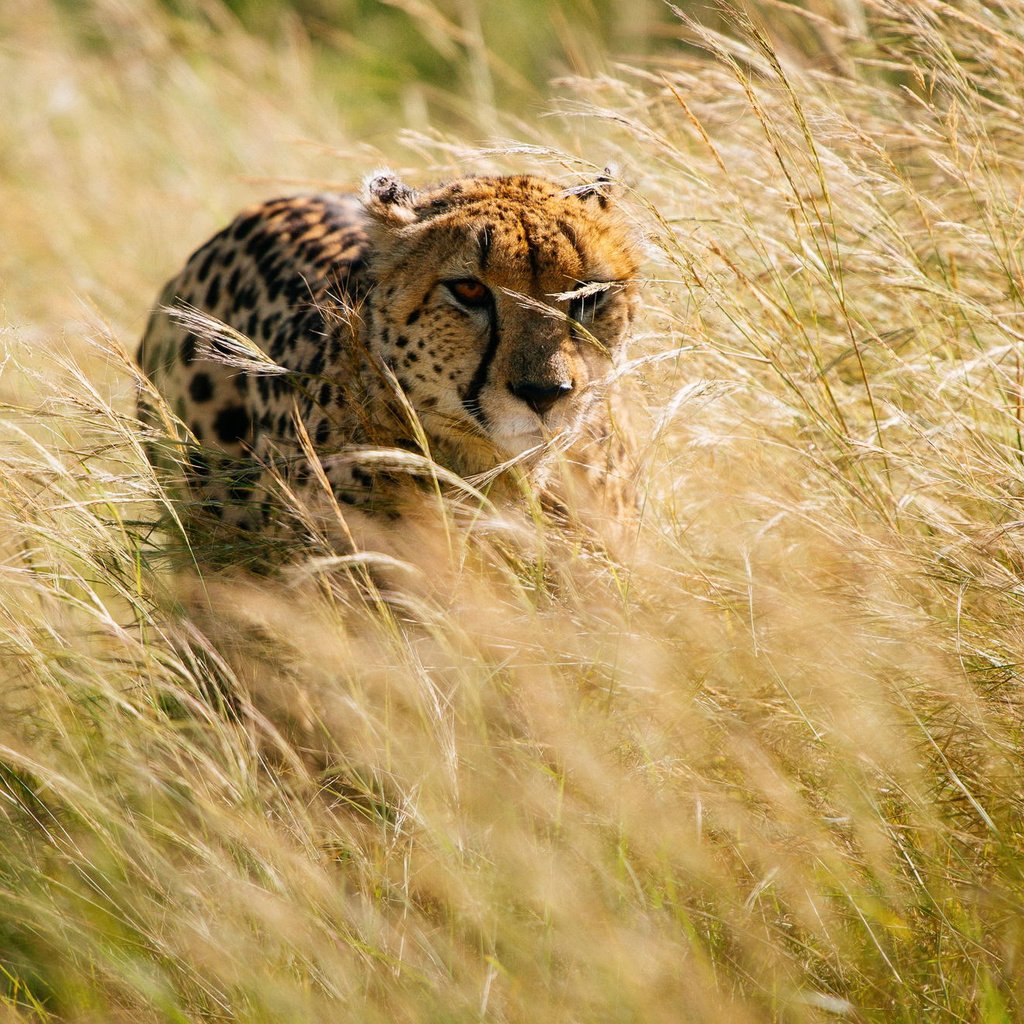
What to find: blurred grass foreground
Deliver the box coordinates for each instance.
[3,0,1024,1020]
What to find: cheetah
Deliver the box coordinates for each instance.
[138,172,641,543]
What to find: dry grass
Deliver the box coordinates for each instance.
[3,0,1024,1020]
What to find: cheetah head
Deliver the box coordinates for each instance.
[362,172,641,460]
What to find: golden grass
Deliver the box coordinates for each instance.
[2,0,1024,1020]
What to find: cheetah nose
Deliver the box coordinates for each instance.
[509,381,574,416]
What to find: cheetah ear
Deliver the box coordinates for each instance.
[570,166,623,207]
[364,171,418,226]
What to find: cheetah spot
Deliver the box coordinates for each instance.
[213,404,251,445]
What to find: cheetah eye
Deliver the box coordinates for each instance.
[445,278,492,308]
[569,284,614,324]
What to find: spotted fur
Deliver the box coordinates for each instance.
[138,173,641,538]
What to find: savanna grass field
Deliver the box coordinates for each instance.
[2,0,1024,1020]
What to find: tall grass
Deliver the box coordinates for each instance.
[3,0,1024,1020]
